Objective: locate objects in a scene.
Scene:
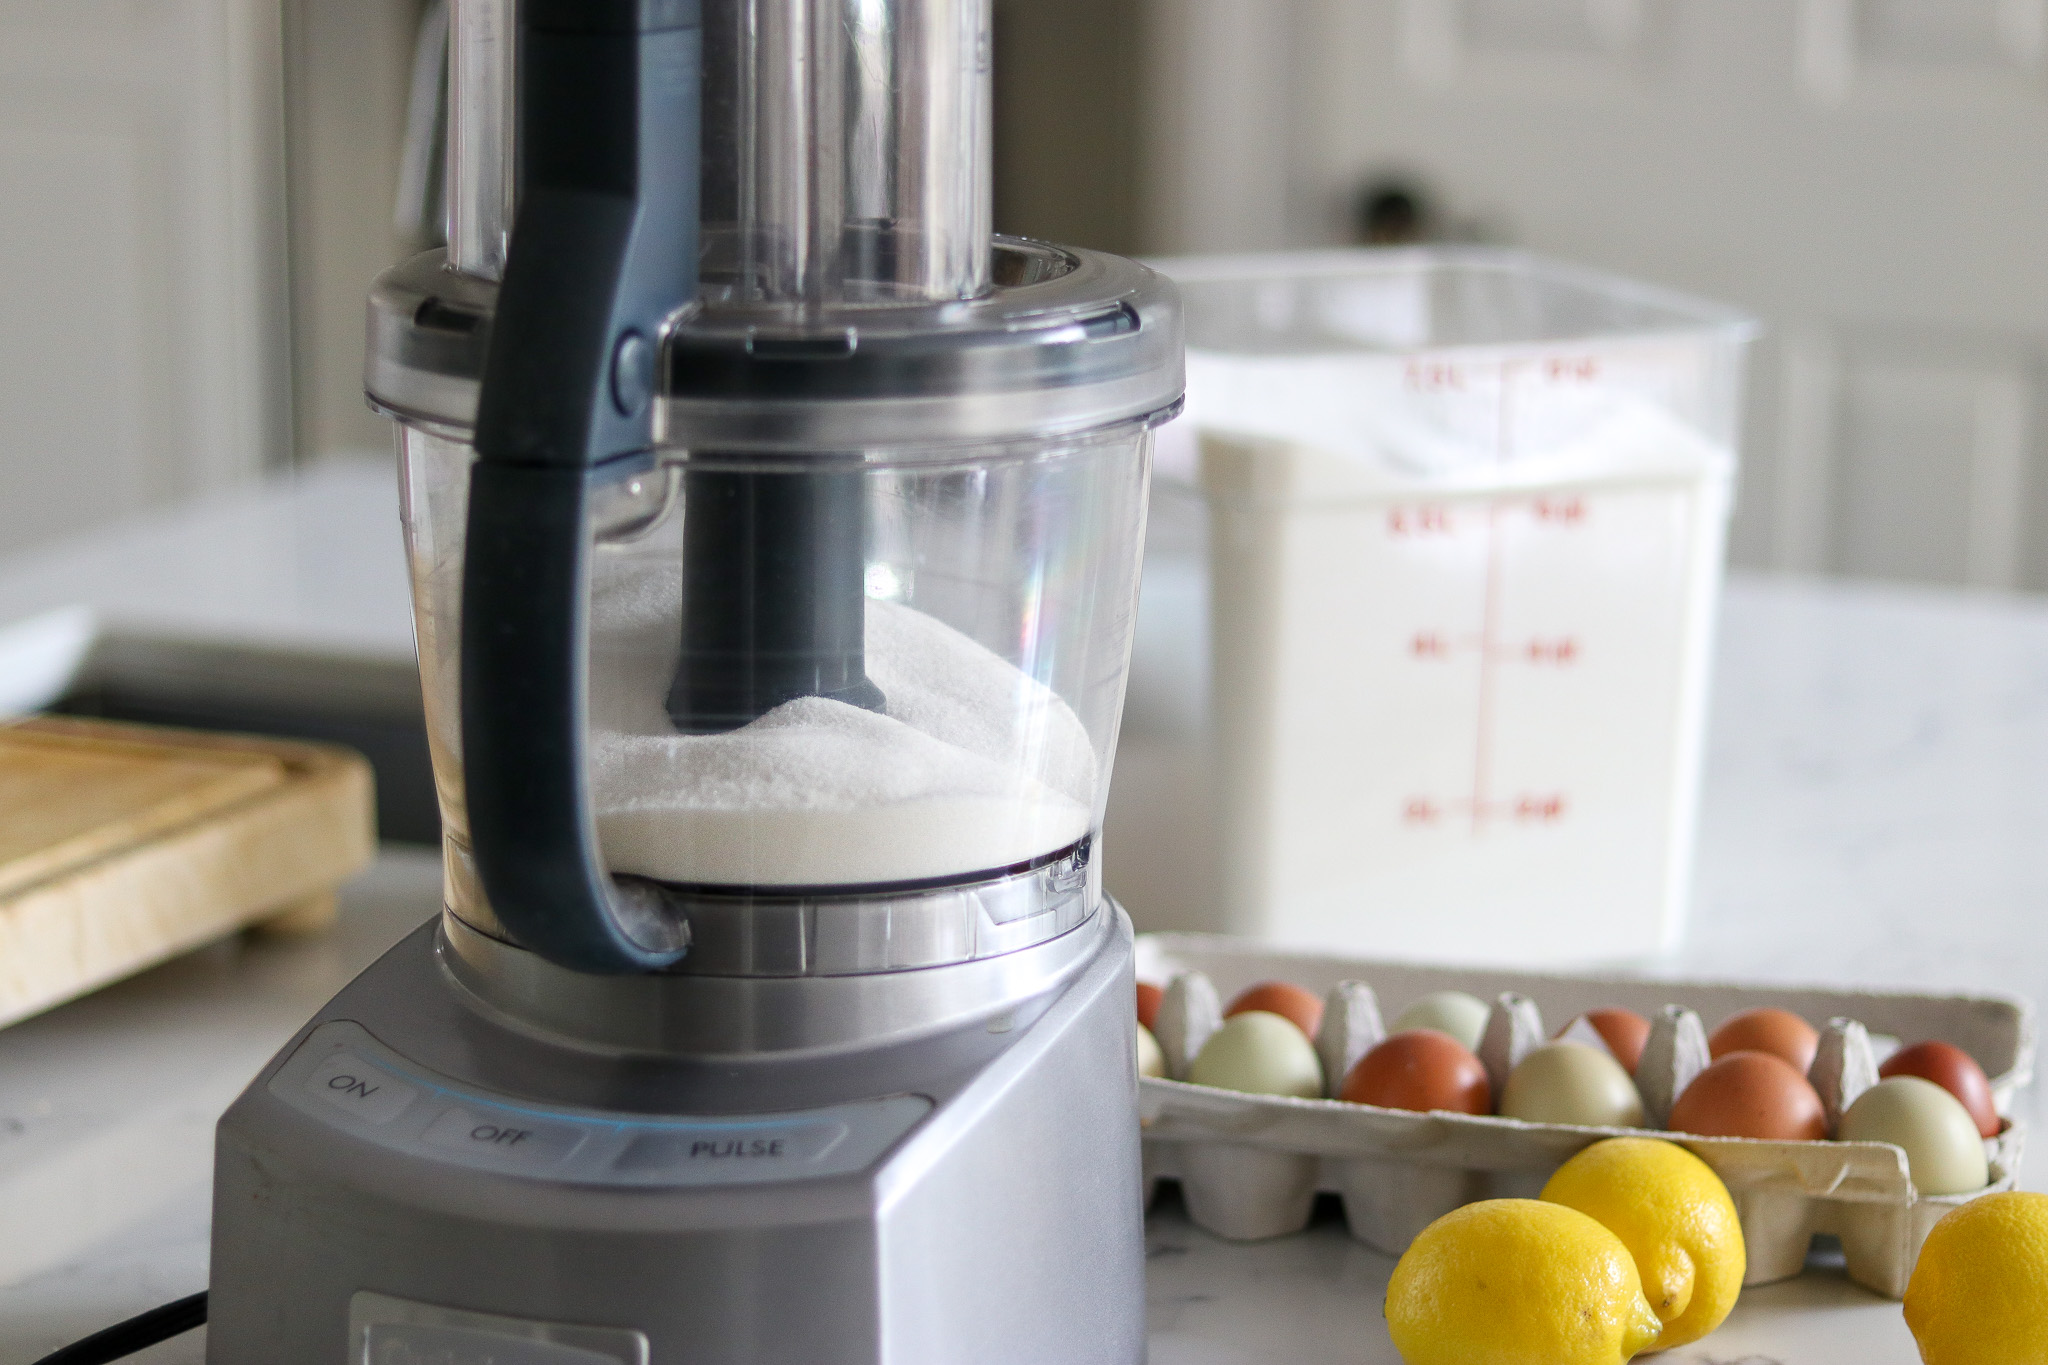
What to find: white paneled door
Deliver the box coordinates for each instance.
[0,1,289,557]
[1144,0,2048,588]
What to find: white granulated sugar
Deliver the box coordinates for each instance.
[588,569,1096,886]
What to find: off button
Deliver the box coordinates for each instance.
[305,1051,418,1126]
[423,1107,584,1169]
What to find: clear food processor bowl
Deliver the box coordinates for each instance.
[400,414,1156,974]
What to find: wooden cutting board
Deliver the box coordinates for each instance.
[0,717,377,1031]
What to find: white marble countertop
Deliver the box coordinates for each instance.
[2,465,2046,1360]
[0,457,413,674]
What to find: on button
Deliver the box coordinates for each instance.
[305,1051,418,1126]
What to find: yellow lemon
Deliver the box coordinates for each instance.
[1385,1198,1662,1365]
[1542,1137,1746,1351]
[1905,1191,2048,1365]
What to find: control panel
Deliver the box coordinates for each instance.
[271,1021,932,1189]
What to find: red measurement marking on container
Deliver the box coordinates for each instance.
[1523,637,1580,665]
[1533,496,1586,525]
[1397,491,1593,838]
[1388,505,1455,537]
[1405,360,1467,393]
[1544,356,1600,384]
[1403,798,1445,825]
[1406,792,1573,831]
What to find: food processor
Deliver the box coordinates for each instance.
[204,1,1181,1360]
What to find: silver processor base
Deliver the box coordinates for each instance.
[205,903,1145,1364]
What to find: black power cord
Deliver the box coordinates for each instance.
[31,1292,206,1365]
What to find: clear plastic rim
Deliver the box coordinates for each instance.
[366,241,1185,443]
[376,407,1173,473]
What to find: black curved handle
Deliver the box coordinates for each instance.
[462,0,701,974]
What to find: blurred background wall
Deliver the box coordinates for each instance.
[992,0,1145,257]
[5,1,2046,595]
[0,0,290,556]
[0,0,424,561]
[281,0,434,466]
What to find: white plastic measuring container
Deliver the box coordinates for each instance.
[1106,249,1755,966]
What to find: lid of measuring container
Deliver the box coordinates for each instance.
[364,239,1184,445]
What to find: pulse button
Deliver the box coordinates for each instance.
[615,1121,848,1176]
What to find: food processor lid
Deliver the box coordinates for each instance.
[366,251,498,436]
[365,237,1184,447]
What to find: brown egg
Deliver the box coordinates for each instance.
[1667,1050,1829,1141]
[1709,1007,1820,1073]
[1340,1030,1492,1115]
[1225,981,1323,1040]
[1880,1041,2001,1139]
[1136,981,1164,1032]
[1554,1008,1652,1073]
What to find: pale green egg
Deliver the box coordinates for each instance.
[1188,1011,1324,1098]
[1500,1042,1644,1128]
[1393,991,1491,1052]
[1840,1076,1989,1196]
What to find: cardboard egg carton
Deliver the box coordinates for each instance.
[1137,933,2034,1299]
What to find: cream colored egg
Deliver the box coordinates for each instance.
[1188,1010,1324,1098]
[1136,1023,1166,1079]
[1500,1042,1645,1128]
[1840,1076,1990,1196]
